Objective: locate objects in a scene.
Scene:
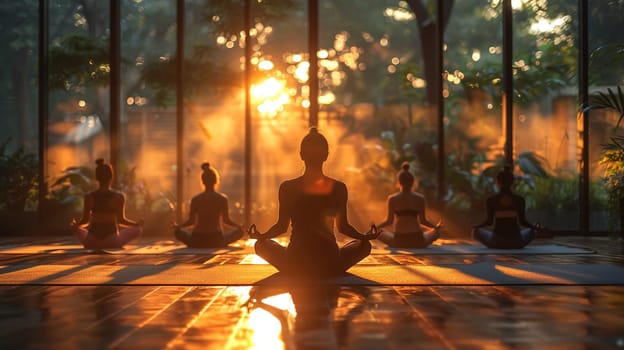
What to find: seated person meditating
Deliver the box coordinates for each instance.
[248,127,379,277]
[173,162,243,248]
[377,162,441,248]
[472,166,538,249]
[71,159,143,249]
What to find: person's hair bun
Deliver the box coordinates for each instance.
[401,162,410,171]
[96,158,105,166]
[201,162,210,171]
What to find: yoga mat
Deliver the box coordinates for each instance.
[371,244,594,255]
[0,241,591,255]
[1,262,622,286]
[0,241,256,255]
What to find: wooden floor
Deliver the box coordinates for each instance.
[0,235,623,349]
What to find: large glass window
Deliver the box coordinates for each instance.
[0,0,40,223]
[0,1,39,153]
[119,0,177,232]
[181,0,246,225]
[513,1,579,231]
[318,1,437,230]
[443,1,503,230]
[2,0,623,235]
[588,1,624,233]
[44,1,111,222]
[246,0,308,228]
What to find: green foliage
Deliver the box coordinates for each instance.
[583,79,624,231]
[141,57,237,108]
[48,165,96,211]
[600,135,624,229]
[48,34,110,91]
[48,162,175,215]
[445,150,550,213]
[374,124,436,199]
[589,44,624,85]
[520,170,577,212]
[198,0,297,36]
[0,139,39,212]
[141,0,297,107]
[584,86,624,130]
[460,41,574,108]
[383,62,427,103]
[117,163,175,214]
[373,119,552,213]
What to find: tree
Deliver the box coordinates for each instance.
[0,0,39,149]
[404,0,453,106]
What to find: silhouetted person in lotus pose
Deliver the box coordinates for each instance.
[249,127,379,277]
[71,159,143,249]
[377,162,441,248]
[173,162,243,248]
[472,166,537,249]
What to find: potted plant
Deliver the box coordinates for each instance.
[599,135,624,236]
[44,165,97,234]
[584,85,624,238]
[0,139,39,235]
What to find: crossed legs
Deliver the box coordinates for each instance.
[75,226,142,249]
[472,227,535,249]
[175,227,244,248]
[378,227,439,248]
[254,238,371,276]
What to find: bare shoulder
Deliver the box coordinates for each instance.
[195,191,227,204]
[412,191,425,200]
[103,190,125,206]
[331,178,348,193]
[284,177,300,186]
[388,191,401,200]
[215,191,229,203]
[112,190,126,200]
[280,177,300,192]
[83,191,95,204]
[411,192,427,206]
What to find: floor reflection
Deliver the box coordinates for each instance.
[1,285,624,349]
[242,283,368,350]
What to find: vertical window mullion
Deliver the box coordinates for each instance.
[176,0,185,223]
[579,0,589,235]
[38,0,49,223]
[436,0,445,204]
[502,0,513,166]
[308,0,319,127]
[110,0,121,184]
[244,0,252,226]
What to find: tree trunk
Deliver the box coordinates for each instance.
[405,0,454,106]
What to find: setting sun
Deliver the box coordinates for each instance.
[251,77,290,117]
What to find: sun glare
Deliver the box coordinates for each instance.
[294,61,310,83]
[530,16,569,34]
[384,6,415,22]
[248,308,284,349]
[251,77,289,117]
[258,59,274,71]
[246,293,295,350]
